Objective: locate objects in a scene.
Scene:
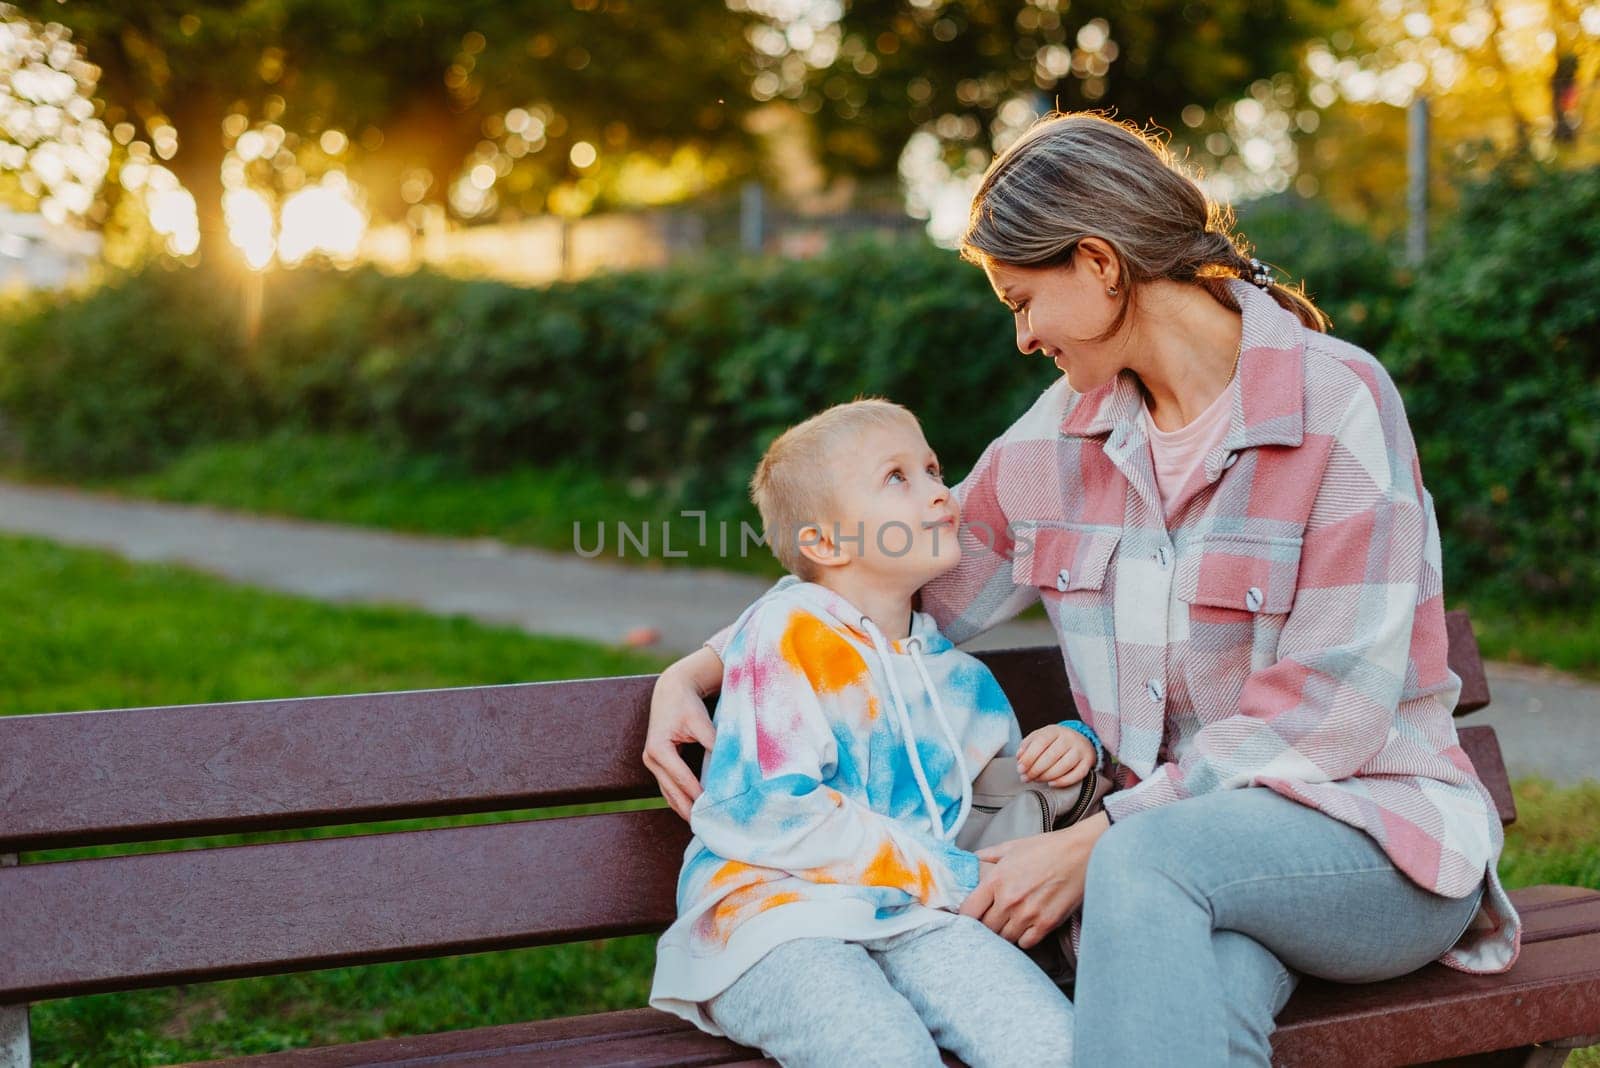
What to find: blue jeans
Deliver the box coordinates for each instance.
[1073,787,1485,1066]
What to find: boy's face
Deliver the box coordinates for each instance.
[805,420,962,584]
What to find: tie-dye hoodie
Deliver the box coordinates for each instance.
[650,576,1021,1030]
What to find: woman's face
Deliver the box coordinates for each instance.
[983,253,1124,394]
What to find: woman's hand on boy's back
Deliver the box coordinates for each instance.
[961,812,1111,948]
[645,648,723,820]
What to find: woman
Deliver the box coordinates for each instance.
[644,112,1520,1064]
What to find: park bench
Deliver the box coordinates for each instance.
[1,610,1597,1067]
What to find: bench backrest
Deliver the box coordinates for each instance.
[0,611,1505,1007]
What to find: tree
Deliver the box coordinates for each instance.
[9,0,761,263]
[0,6,112,223]
[738,0,1343,178]
[1295,0,1600,232]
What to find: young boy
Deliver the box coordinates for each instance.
[650,400,1098,1067]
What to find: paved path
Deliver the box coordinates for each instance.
[3,480,1594,783]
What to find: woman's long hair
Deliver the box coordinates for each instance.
[961,112,1329,335]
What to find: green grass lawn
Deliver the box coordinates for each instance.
[1464,601,1600,682]
[0,528,670,719]
[3,530,1598,1065]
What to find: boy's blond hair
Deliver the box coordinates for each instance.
[751,399,921,580]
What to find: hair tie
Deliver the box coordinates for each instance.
[1248,258,1273,289]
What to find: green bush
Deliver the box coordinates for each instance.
[0,240,1051,516]
[1387,163,1600,607]
[1236,195,1409,357]
[345,239,1052,513]
[0,267,266,475]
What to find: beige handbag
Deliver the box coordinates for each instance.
[956,758,1111,853]
[956,756,1112,987]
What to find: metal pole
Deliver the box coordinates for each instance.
[0,854,28,1068]
[740,181,766,255]
[559,215,572,280]
[1407,95,1430,266]
[0,1005,27,1068]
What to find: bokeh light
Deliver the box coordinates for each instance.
[898,93,1043,247]
[0,11,112,227]
[223,186,276,269]
[218,110,370,268]
[278,175,367,265]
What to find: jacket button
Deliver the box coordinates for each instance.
[1223,453,1240,469]
[1245,586,1264,612]
[1146,678,1164,703]
[1056,568,1071,592]
[1156,546,1170,569]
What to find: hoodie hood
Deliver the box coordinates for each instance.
[769,575,955,657]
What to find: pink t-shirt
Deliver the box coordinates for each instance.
[1142,382,1232,520]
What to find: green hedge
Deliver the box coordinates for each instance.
[1387,163,1600,608]
[0,241,1051,510]
[0,266,267,474]
[1,175,1594,607]
[1236,195,1409,357]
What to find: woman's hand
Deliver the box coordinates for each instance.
[960,812,1111,948]
[643,647,723,820]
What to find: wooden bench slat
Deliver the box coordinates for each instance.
[0,810,690,1003]
[1511,884,1600,916]
[983,647,1075,734]
[1458,725,1517,826]
[1272,929,1600,1066]
[196,1008,761,1067]
[1446,610,1491,716]
[167,887,1600,1068]
[0,677,663,853]
[0,649,1071,853]
[0,610,1487,853]
[193,888,1600,1068]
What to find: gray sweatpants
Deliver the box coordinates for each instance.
[706,915,1076,1068]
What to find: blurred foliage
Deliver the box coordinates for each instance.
[1297,0,1600,234]
[0,237,1042,506]
[2,0,1350,259]
[751,0,1342,176]
[1387,161,1600,609]
[0,265,267,473]
[1235,193,1409,355]
[2,168,1597,609]
[8,0,760,257]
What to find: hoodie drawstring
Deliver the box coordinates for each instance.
[907,638,972,838]
[858,615,971,841]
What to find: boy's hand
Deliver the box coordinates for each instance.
[1016,724,1095,787]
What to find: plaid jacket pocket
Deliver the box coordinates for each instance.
[1176,532,1303,616]
[1011,524,1121,594]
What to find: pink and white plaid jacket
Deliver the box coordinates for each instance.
[917,279,1520,975]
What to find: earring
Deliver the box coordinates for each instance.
[1106,284,1118,296]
